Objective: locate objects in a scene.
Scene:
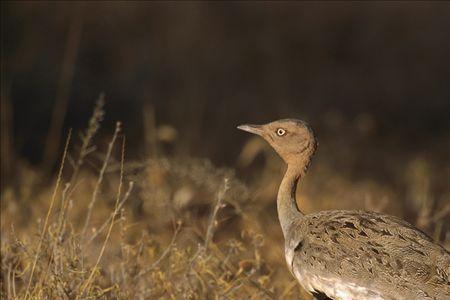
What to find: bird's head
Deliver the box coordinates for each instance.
[237,119,317,168]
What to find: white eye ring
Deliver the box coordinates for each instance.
[276,128,286,136]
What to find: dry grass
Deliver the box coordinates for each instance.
[1,102,449,300]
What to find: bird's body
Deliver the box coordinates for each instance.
[286,210,450,299]
[238,119,450,300]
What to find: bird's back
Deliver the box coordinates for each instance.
[285,210,450,300]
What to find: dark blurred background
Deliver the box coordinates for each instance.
[2,1,450,178]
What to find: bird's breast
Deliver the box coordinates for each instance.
[293,271,389,300]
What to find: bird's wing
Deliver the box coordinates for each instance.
[287,210,450,300]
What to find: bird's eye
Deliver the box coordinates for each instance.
[276,128,286,136]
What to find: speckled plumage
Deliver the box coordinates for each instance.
[287,210,450,299]
[238,119,450,300]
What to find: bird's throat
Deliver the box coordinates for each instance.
[277,165,304,238]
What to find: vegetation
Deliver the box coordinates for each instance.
[1,98,449,299]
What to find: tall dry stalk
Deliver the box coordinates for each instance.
[78,133,126,298]
[25,129,72,299]
[82,121,121,237]
[186,177,230,284]
[69,93,105,186]
[87,181,134,244]
[205,178,230,249]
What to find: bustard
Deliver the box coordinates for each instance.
[237,119,450,300]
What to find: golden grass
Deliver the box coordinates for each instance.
[1,103,449,299]
[24,129,72,299]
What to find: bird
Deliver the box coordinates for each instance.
[237,119,450,300]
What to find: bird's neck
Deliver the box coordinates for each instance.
[277,164,304,238]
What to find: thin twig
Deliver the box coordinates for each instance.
[206,235,275,299]
[56,183,72,240]
[190,178,229,265]
[24,129,72,299]
[87,181,134,244]
[36,182,72,290]
[185,178,230,292]
[78,131,125,298]
[70,94,105,186]
[204,178,229,249]
[82,122,121,237]
[135,221,182,278]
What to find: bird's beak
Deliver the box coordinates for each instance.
[237,124,265,136]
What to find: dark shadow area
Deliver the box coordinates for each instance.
[3,2,450,169]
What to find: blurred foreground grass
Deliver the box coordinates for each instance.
[1,100,449,299]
